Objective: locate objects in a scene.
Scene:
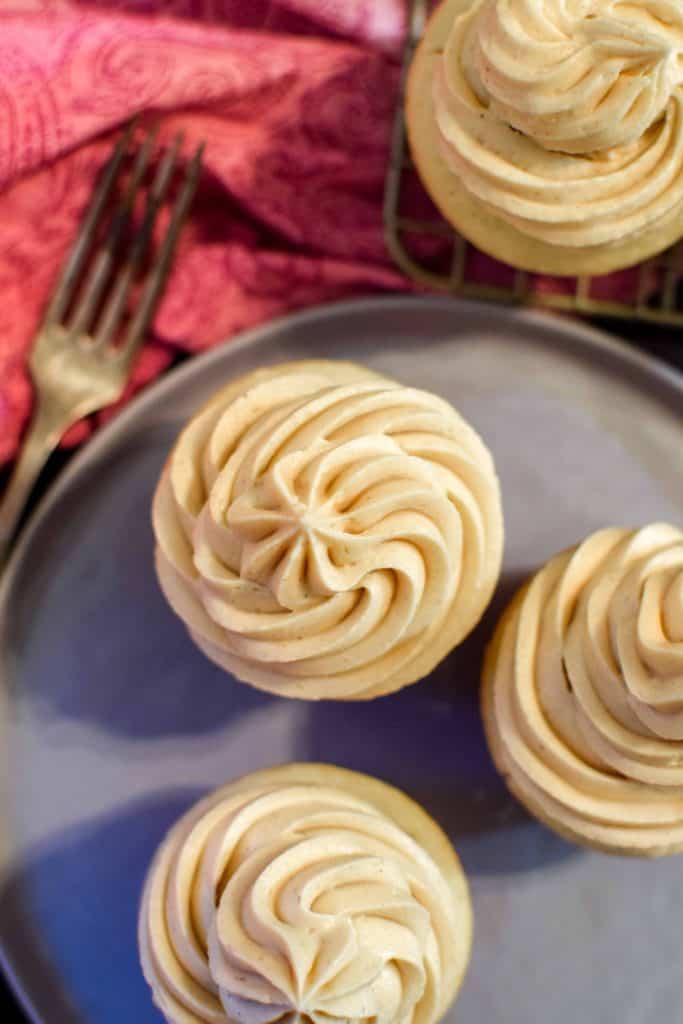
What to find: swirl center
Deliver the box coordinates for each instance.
[227,442,390,611]
[462,0,683,153]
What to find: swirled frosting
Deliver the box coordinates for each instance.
[434,0,683,247]
[153,361,503,700]
[139,767,470,1024]
[484,523,683,855]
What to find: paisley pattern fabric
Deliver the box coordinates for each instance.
[0,2,406,464]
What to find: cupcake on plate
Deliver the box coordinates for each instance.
[153,360,503,700]
[407,0,683,275]
[482,523,683,856]
[139,763,472,1024]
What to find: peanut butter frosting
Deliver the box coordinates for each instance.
[139,766,471,1024]
[153,361,503,700]
[434,0,683,248]
[484,523,683,855]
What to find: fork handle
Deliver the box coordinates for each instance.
[0,398,72,564]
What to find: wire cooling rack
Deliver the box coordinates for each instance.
[383,0,683,327]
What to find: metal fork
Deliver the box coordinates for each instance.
[0,122,203,562]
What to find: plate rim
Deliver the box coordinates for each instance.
[0,293,681,1024]
[2,294,681,604]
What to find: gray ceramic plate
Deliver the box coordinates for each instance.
[1,297,682,1024]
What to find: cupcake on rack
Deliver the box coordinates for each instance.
[406,0,683,275]
[153,360,503,700]
[482,523,683,856]
[139,763,472,1024]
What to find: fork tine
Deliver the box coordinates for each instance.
[96,133,184,349]
[108,140,204,360]
[42,119,136,328]
[70,125,159,338]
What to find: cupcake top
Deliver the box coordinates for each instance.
[434,0,683,247]
[139,765,471,1024]
[153,361,503,700]
[484,522,683,855]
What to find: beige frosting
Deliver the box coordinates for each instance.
[139,770,468,1024]
[485,523,683,854]
[434,0,683,247]
[153,361,503,700]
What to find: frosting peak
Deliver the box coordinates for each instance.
[139,768,470,1024]
[153,361,503,700]
[484,523,683,855]
[433,0,683,248]
[466,0,683,154]
[227,433,440,612]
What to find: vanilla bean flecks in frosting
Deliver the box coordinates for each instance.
[484,523,683,855]
[153,361,503,700]
[434,0,683,246]
[139,770,469,1024]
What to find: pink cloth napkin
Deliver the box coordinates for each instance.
[0,0,644,466]
[0,0,409,463]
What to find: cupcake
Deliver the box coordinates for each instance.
[406,0,683,275]
[139,763,472,1024]
[482,523,683,856]
[153,360,503,700]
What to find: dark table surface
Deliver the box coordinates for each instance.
[1,316,681,1023]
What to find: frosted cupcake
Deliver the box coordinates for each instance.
[407,0,683,275]
[139,763,472,1024]
[153,360,503,700]
[483,523,683,856]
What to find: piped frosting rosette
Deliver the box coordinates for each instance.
[153,361,503,700]
[483,523,683,855]
[139,765,472,1024]
[434,0,683,247]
